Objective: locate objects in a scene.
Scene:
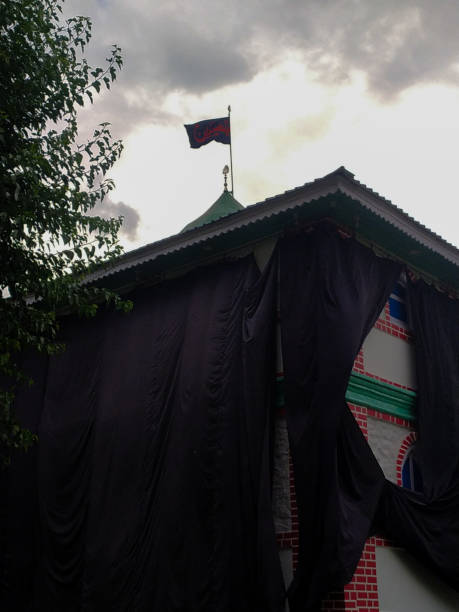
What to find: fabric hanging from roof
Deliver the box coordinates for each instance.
[1,256,285,612]
[4,225,459,612]
[279,229,459,608]
[0,350,48,611]
[405,278,459,499]
[377,279,459,591]
[279,225,402,611]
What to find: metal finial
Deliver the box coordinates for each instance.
[223,165,229,191]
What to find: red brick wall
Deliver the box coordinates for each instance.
[342,537,393,611]
[276,453,299,565]
[375,303,411,343]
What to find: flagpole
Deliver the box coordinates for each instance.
[228,105,234,195]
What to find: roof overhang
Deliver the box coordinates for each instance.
[85,167,459,293]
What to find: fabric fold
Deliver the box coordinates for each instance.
[377,278,459,592]
[3,256,284,612]
[0,350,48,611]
[279,225,402,611]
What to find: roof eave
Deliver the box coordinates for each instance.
[84,167,459,287]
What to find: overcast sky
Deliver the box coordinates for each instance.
[67,0,459,251]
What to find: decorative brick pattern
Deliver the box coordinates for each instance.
[353,349,365,374]
[374,302,412,342]
[361,371,415,393]
[289,454,299,570]
[342,536,393,612]
[276,531,296,550]
[366,408,412,429]
[396,431,418,486]
[374,318,411,342]
[343,539,379,611]
[349,403,368,439]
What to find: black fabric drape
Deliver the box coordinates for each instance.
[36,314,105,611]
[5,227,459,612]
[3,256,284,612]
[279,225,402,611]
[378,279,459,591]
[379,480,459,591]
[241,253,286,612]
[405,279,459,499]
[0,351,48,612]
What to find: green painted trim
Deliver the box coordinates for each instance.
[276,372,416,421]
[346,372,416,421]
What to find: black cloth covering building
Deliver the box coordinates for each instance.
[2,225,459,611]
[2,257,284,612]
[279,227,402,611]
[378,278,459,593]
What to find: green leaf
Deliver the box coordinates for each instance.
[0,0,127,464]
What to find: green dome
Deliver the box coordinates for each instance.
[181,189,244,233]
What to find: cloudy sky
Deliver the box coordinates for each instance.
[67,0,459,251]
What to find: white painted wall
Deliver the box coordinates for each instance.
[367,417,410,484]
[279,548,293,589]
[363,328,416,389]
[272,418,291,532]
[376,547,459,611]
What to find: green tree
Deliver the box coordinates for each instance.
[0,0,130,464]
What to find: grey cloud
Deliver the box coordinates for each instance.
[249,0,459,99]
[95,197,141,241]
[75,91,174,144]
[65,0,459,136]
[65,1,256,140]
[144,18,253,93]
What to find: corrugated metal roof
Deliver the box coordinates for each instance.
[85,166,459,290]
